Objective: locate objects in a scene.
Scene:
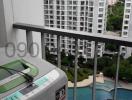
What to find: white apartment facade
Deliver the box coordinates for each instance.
[44,0,108,59]
[122,0,132,58]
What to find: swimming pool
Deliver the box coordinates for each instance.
[68,80,132,100]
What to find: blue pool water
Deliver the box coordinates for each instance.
[68,80,132,100]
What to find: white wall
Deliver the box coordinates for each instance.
[2,0,44,58]
[0,0,7,47]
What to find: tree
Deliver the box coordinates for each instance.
[105,43,118,52]
[97,56,113,71]
[78,55,85,67]
[107,2,124,31]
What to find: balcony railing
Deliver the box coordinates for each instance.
[13,23,132,100]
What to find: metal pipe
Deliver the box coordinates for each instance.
[92,42,98,100]
[74,38,78,100]
[113,46,121,100]
[41,32,46,60]
[26,30,33,55]
[57,35,61,68]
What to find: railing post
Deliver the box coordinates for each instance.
[113,46,121,100]
[26,30,34,55]
[41,32,46,60]
[57,35,61,68]
[74,38,78,100]
[92,41,98,100]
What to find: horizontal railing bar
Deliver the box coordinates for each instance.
[13,23,132,47]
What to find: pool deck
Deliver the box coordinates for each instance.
[104,77,132,90]
[68,74,104,88]
[68,75,132,90]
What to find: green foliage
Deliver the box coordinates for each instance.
[62,68,92,82]
[107,2,124,31]
[103,56,132,82]
[45,47,57,65]
[105,43,118,51]
[97,56,113,71]
[78,56,86,67]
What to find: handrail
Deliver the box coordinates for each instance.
[13,23,132,47]
[13,22,132,100]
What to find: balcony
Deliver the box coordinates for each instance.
[13,23,132,100]
[0,0,132,100]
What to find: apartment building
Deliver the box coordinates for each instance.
[122,0,132,58]
[44,0,108,59]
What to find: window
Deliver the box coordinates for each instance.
[50,10,53,14]
[57,21,60,24]
[73,22,77,25]
[61,11,64,15]
[98,30,102,33]
[61,21,65,25]
[89,1,93,6]
[123,32,128,36]
[88,24,92,27]
[98,19,102,23]
[125,15,129,19]
[89,7,93,11]
[61,6,65,10]
[98,25,102,28]
[73,6,77,10]
[61,16,65,20]
[68,6,72,10]
[124,20,129,24]
[57,25,60,28]
[50,16,53,19]
[73,12,77,16]
[99,2,104,6]
[87,48,91,52]
[57,11,60,15]
[80,22,84,26]
[81,7,84,11]
[88,29,92,32]
[126,3,131,7]
[61,26,65,29]
[88,18,93,22]
[57,6,60,10]
[89,13,93,17]
[68,11,72,15]
[73,27,77,30]
[49,0,53,4]
[87,53,91,57]
[126,9,131,13]
[49,5,53,9]
[50,20,54,24]
[45,15,49,19]
[73,1,77,5]
[68,17,72,20]
[44,0,48,4]
[57,0,60,4]
[44,5,48,9]
[98,14,103,17]
[99,8,103,12]
[68,1,72,5]
[57,16,60,20]
[61,0,65,5]
[80,27,84,31]
[124,26,128,30]
[44,10,48,14]
[81,1,85,5]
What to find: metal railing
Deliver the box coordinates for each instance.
[13,23,132,100]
